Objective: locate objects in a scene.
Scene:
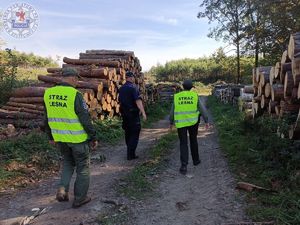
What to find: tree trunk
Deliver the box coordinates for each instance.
[12,87,46,98]
[9,97,44,104]
[271,84,284,101]
[284,71,294,98]
[63,57,120,67]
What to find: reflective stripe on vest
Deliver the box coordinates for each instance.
[44,86,88,143]
[174,91,200,128]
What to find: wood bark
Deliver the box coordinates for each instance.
[288,32,300,59]
[271,84,284,101]
[2,105,44,115]
[274,62,281,79]
[12,87,46,98]
[6,102,44,111]
[268,101,278,114]
[284,71,294,98]
[9,97,44,104]
[0,109,42,119]
[280,62,292,83]
[63,57,120,67]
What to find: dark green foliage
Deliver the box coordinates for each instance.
[0,49,18,105]
[143,101,172,128]
[208,96,300,224]
[0,50,58,68]
[94,118,124,145]
[146,52,262,84]
[0,131,58,165]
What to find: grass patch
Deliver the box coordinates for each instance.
[207,96,300,225]
[94,118,124,145]
[119,131,177,199]
[193,82,212,96]
[94,101,172,145]
[0,131,59,189]
[143,101,172,128]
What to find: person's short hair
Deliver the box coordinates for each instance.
[183,80,194,90]
[62,68,79,77]
[125,71,135,78]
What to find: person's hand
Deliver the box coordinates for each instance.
[90,140,98,151]
[169,124,174,131]
[49,140,56,146]
[142,112,147,121]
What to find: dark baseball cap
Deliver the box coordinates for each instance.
[62,68,80,77]
[125,71,135,77]
[183,80,194,89]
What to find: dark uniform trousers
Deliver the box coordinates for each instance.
[122,115,141,159]
[177,122,200,166]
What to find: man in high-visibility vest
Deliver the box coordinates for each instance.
[170,80,209,175]
[44,68,98,208]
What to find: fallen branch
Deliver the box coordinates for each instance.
[236,182,272,192]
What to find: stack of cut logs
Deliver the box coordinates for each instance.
[0,50,146,127]
[212,84,244,105]
[251,32,300,139]
[155,83,182,102]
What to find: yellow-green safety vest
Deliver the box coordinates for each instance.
[174,91,200,128]
[44,86,88,143]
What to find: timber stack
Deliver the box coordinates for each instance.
[0,50,146,127]
[212,83,244,105]
[251,32,300,139]
[155,83,182,102]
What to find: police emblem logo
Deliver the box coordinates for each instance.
[2,2,39,38]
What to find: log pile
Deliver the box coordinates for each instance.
[251,32,300,139]
[212,84,244,105]
[0,50,146,127]
[155,83,182,102]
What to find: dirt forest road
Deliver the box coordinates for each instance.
[0,97,248,225]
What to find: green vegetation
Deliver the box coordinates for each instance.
[0,50,58,68]
[94,101,172,144]
[119,131,177,199]
[0,49,57,105]
[193,82,212,96]
[0,132,59,188]
[143,101,172,128]
[208,96,300,225]
[146,51,261,84]
[94,118,124,145]
[198,0,300,82]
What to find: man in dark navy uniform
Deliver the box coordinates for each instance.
[119,71,147,160]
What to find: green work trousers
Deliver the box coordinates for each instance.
[58,142,90,203]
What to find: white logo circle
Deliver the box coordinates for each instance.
[2,2,39,39]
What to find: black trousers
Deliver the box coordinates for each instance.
[177,122,200,166]
[122,119,141,159]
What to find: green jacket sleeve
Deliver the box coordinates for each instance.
[169,103,175,125]
[75,92,96,141]
[43,107,54,140]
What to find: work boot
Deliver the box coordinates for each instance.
[179,165,187,175]
[72,196,91,208]
[193,160,201,166]
[56,187,69,202]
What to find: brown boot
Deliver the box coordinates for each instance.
[72,196,91,208]
[56,187,69,202]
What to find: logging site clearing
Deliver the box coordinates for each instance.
[1,1,300,225]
